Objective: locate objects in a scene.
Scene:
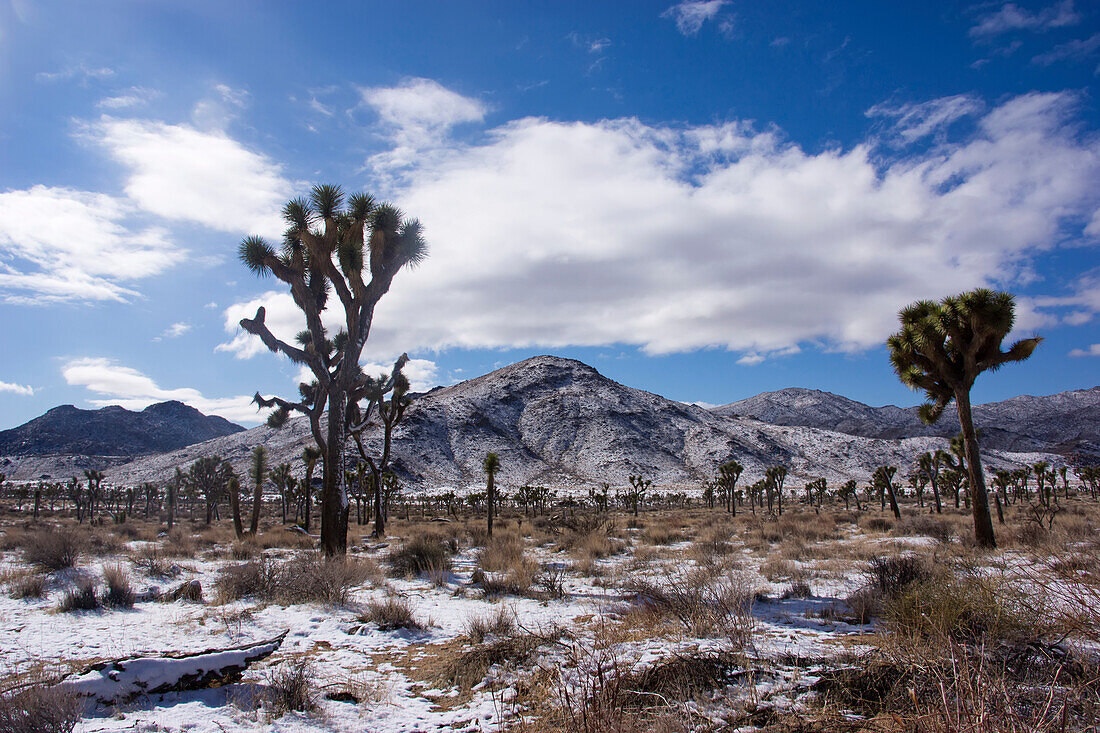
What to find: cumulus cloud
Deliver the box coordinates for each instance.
[663,0,728,36]
[1068,343,1100,357]
[61,357,264,424]
[360,78,486,178]
[219,88,1100,366]
[85,117,291,238]
[0,185,182,303]
[0,380,34,396]
[867,94,984,144]
[970,1,1080,37]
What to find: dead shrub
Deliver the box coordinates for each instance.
[440,627,559,691]
[691,525,735,563]
[163,528,197,558]
[101,564,134,609]
[760,556,797,582]
[266,659,316,715]
[0,684,81,733]
[217,554,373,606]
[885,573,1039,644]
[129,544,181,579]
[230,539,257,560]
[463,605,516,643]
[640,525,683,546]
[387,534,453,578]
[860,515,894,533]
[474,532,540,597]
[628,569,755,642]
[57,578,99,612]
[359,596,423,631]
[893,514,954,543]
[9,574,47,599]
[83,530,122,557]
[21,528,81,571]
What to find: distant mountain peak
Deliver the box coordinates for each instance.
[0,401,245,458]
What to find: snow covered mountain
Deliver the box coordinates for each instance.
[97,356,1064,490]
[713,386,1100,454]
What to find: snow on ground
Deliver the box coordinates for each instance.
[0,517,942,733]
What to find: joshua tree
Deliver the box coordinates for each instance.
[249,446,268,535]
[627,475,652,517]
[872,465,902,519]
[348,356,412,538]
[805,477,828,508]
[887,288,1040,548]
[718,460,743,515]
[765,465,788,515]
[917,451,944,514]
[187,456,235,525]
[229,475,244,540]
[839,479,859,510]
[238,184,427,556]
[301,446,321,532]
[168,467,181,530]
[83,469,105,519]
[484,452,501,538]
[269,462,293,524]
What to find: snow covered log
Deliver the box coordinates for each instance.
[55,631,288,705]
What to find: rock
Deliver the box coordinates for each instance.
[167,580,203,603]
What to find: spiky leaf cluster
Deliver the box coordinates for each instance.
[887,289,1041,425]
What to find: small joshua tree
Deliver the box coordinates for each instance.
[872,465,902,519]
[249,445,268,535]
[238,184,427,556]
[626,474,651,517]
[888,288,1040,548]
[484,452,501,538]
[718,460,743,515]
[765,465,788,515]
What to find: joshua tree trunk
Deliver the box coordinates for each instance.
[230,478,244,540]
[487,473,495,539]
[321,393,349,554]
[956,391,995,548]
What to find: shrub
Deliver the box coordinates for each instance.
[10,574,47,600]
[216,554,373,606]
[463,605,516,644]
[868,555,931,598]
[884,574,1037,644]
[387,535,453,578]
[0,684,81,733]
[163,528,197,558]
[101,564,134,609]
[22,528,81,571]
[84,531,123,557]
[360,596,423,631]
[893,515,953,543]
[266,659,316,715]
[58,578,99,612]
[129,545,181,579]
[474,533,541,597]
[641,525,683,546]
[629,570,755,642]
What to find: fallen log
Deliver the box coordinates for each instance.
[55,631,288,705]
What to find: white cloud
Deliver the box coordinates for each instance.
[0,381,34,396]
[360,77,486,178]
[1068,343,1100,357]
[970,1,1080,37]
[35,64,114,84]
[0,185,182,303]
[867,94,984,144]
[96,86,160,110]
[662,1,728,36]
[86,117,291,238]
[61,357,264,424]
[220,89,1100,365]
[1033,32,1100,65]
[360,358,440,393]
[159,322,191,339]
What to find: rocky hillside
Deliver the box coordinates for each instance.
[101,356,1056,490]
[713,386,1100,454]
[0,401,245,458]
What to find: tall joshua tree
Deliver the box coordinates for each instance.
[484,452,500,539]
[301,446,321,533]
[239,184,427,556]
[887,289,1040,548]
[249,445,268,535]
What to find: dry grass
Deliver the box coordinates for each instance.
[57,578,99,613]
[387,533,454,578]
[216,553,375,606]
[21,528,81,571]
[359,596,424,631]
[266,658,316,715]
[474,531,541,597]
[0,683,81,733]
[463,605,516,643]
[627,568,756,642]
[101,563,134,609]
[9,573,47,599]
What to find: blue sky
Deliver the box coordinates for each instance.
[1,0,1099,427]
